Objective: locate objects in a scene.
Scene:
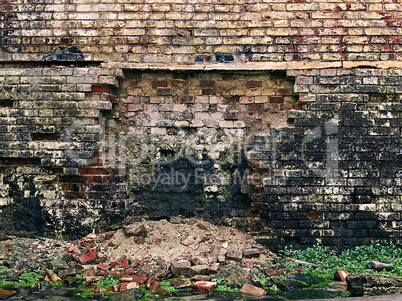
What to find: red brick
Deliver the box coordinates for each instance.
[379,12,392,20]
[97,264,109,271]
[152,80,168,88]
[91,85,109,93]
[134,237,145,244]
[124,267,136,275]
[170,80,184,87]
[109,262,117,269]
[390,37,402,44]
[106,94,118,103]
[334,270,349,282]
[270,96,284,104]
[0,290,17,299]
[248,104,263,112]
[295,266,304,273]
[79,251,97,264]
[69,245,78,253]
[79,168,113,176]
[120,258,130,268]
[223,96,240,103]
[119,282,140,291]
[148,279,161,293]
[240,283,266,296]
[119,275,148,284]
[388,20,402,27]
[191,281,217,293]
[246,81,262,88]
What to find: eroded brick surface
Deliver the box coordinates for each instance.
[0,0,401,249]
[247,68,402,250]
[0,0,401,64]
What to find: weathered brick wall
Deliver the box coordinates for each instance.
[1,0,402,64]
[114,71,295,221]
[248,68,402,251]
[0,0,401,248]
[0,66,126,236]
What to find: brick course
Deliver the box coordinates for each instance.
[1,0,402,64]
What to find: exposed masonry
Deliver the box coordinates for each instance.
[1,0,402,63]
[250,68,402,251]
[0,64,401,252]
[0,0,402,249]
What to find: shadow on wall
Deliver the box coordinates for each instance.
[0,162,46,236]
[250,91,402,252]
[131,155,251,224]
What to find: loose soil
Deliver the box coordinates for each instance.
[100,217,272,265]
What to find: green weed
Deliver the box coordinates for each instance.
[280,240,402,278]
[211,277,240,292]
[159,280,176,293]
[94,274,119,289]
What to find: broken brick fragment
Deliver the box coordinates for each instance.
[119,258,129,268]
[119,275,148,284]
[119,281,139,291]
[191,281,217,293]
[334,270,350,282]
[243,248,260,258]
[171,260,191,276]
[125,267,136,275]
[226,249,243,261]
[240,283,267,296]
[79,251,97,264]
[189,265,209,276]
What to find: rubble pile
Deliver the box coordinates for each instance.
[0,217,279,296]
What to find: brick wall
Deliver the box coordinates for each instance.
[1,0,402,64]
[0,0,401,248]
[114,71,295,221]
[247,68,402,251]
[0,66,127,236]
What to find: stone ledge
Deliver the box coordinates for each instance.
[101,61,342,71]
[101,61,402,71]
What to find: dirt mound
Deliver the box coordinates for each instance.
[100,217,271,266]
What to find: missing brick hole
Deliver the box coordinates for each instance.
[270,71,287,80]
[167,127,197,135]
[160,149,175,157]
[287,118,295,126]
[0,100,14,109]
[0,158,40,166]
[31,133,59,141]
